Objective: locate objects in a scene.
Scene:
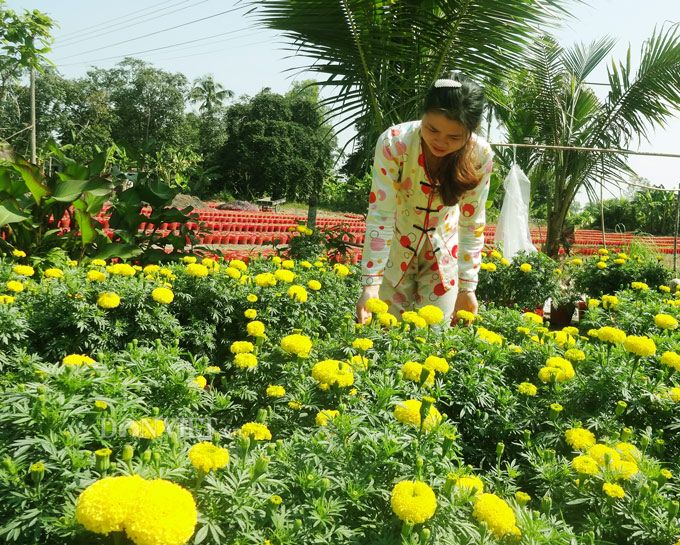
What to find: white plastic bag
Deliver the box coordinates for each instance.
[494,163,537,259]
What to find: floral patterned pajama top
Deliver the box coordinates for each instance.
[360,120,494,295]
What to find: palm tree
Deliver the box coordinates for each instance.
[189,75,233,114]
[248,0,570,174]
[489,25,680,256]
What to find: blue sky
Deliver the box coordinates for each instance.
[6,0,680,194]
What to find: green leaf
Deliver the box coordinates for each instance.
[74,209,96,245]
[0,201,30,226]
[88,151,107,177]
[53,178,113,202]
[0,144,50,203]
[92,243,143,261]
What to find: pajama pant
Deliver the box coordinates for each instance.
[378,238,457,323]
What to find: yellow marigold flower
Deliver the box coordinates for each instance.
[142,265,159,275]
[490,250,502,259]
[272,256,282,265]
[500,257,510,266]
[539,356,575,383]
[402,361,434,386]
[601,295,619,309]
[472,493,521,538]
[476,327,503,346]
[12,249,26,257]
[588,444,621,466]
[107,263,136,277]
[564,348,586,362]
[365,298,388,314]
[623,335,656,357]
[570,258,583,265]
[125,479,197,545]
[418,305,444,325]
[515,491,531,505]
[550,402,564,413]
[186,263,209,278]
[247,293,258,303]
[315,409,340,426]
[519,263,532,273]
[301,261,312,269]
[352,338,373,352]
[247,321,266,338]
[312,359,355,388]
[43,268,63,279]
[182,256,197,264]
[424,355,449,374]
[669,387,680,402]
[597,326,626,344]
[659,285,671,293]
[598,248,609,255]
[602,482,625,499]
[280,334,313,358]
[230,341,254,354]
[551,330,576,347]
[348,354,369,371]
[97,292,121,309]
[94,400,108,410]
[287,285,307,302]
[192,376,207,389]
[631,281,649,291]
[454,475,484,495]
[239,422,272,441]
[13,265,35,277]
[281,259,295,269]
[0,295,15,304]
[612,460,639,480]
[333,263,350,277]
[596,261,607,270]
[660,469,673,479]
[615,442,641,463]
[266,385,285,398]
[587,298,600,308]
[75,475,146,534]
[5,280,23,293]
[401,311,427,329]
[188,442,229,473]
[455,309,476,323]
[255,272,277,287]
[87,270,107,282]
[565,428,597,451]
[393,399,442,431]
[522,311,543,324]
[572,454,599,475]
[314,260,323,268]
[234,353,257,369]
[378,312,398,327]
[275,269,296,283]
[150,287,174,305]
[204,366,221,374]
[63,354,96,367]
[516,326,531,335]
[655,313,678,330]
[390,480,437,524]
[224,267,241,280]
[229,259,247,271]
[288,400,302,410]
[517,382,537,396]
[244,309,257,319]
[128,418,165,439]
[307,279,322,291]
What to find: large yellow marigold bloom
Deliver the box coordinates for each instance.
[614,442,641,463]
[418,305,444,325]
[602,482,625,499]
[239,422,272,441]
[234,353,258,369]
[188,442,229,473]
[454,475,484,495]
[565,428,596,451]
[401,361,434,386]
[660,351,680,371]
[517,382,538,396]
[75,475,146,534]
[352,337,373,352]
[128,418,165,440]
[423,355,449,374]
[365,298,388,314]
[6,280,24,293]
[107,263,136,277]
[315,409,340,427]
[274,269,296,283]
[571,455,599,475]
[255,272,277,287]
[87,270,107,282]
[538,356,575,383]
[393,399,442,431]
[124,479,197,545]
[186,263,209,278]
[97,292,121,309]
[151,287,174,304]
[230,341,254,354]
[623,335,656,357]
[312,359,354,389]
[390,480,437,524]
[588,444,621,466]
[476,327,503,346]
[246,321,266,338]
[597,326,626,344]
[280,334,313,358]
[266,385,285,398]
[472,493,521,538]
[13,265,34,277]
[63,354,96,367]
[287,285,308,302]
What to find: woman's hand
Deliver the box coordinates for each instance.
[355,284,381,324]
[452,291,478,324]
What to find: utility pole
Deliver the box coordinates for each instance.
[30,65,36,164]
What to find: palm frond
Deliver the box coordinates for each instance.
[562,36,617,83]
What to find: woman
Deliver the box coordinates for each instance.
[355,71,493,325]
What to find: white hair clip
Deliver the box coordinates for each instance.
[434,79,462,88]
